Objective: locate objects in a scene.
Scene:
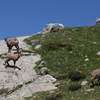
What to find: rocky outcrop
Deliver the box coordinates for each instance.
[96,18,100,25]
[0,36,57,100]
[42,23,64,33]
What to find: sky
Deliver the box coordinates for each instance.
[0,0,99,39]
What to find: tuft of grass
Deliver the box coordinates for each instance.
[68,82,81,91]
[24,33,42,46]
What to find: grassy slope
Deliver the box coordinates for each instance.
[25,25,100,100]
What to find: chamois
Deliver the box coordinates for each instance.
[4,49,22,67]
[90,69,100,87]
[5,38,19,53]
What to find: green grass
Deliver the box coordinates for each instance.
[24,33,42,45]
[24,25,100,100]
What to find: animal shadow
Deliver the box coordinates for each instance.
[5,65,21,70]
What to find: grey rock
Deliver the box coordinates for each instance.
[96,18,100,25]
[31,40,39,46]
[81,80,88,86]
[40,67,49,75]
[96,51,100,56]
[34,44,42,50]
[42,23,64,33]
[85,89,94,92]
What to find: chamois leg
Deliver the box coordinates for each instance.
[8,46,12,53]
[13,60,21,70]
[15,45,19,53]
[14,60,16,66]
[90,80,95,88]
[95,76,100,85]
[5,59,10,66]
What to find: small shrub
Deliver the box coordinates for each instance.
[68,82,81,91]
[45,92,62,100]
[67,71,86,81]
[42,42,73,51]
[53,74,67,80]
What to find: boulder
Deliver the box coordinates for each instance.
[31,40,39,46]
[42,23,64,33]
[96,51,100,56]
[40,67,49,75]
[81,80,88,86]
[34,44,42,50]
[96,18,100,25]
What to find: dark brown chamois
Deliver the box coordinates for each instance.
[5,38,19,53]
